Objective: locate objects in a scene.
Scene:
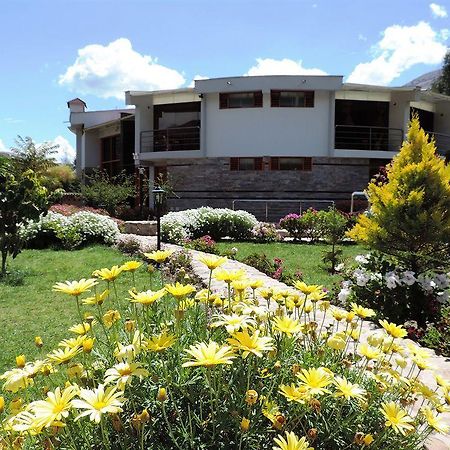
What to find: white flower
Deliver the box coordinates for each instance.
[353,269,370,287]
[401,271,416,286]
[385,271,400,289]
[355,254,369,264]
[436,291,450,304]
[338,287,352,303]
[434,273,450,290]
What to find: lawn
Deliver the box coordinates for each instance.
[216,241,366,286]
[0,246,150,372]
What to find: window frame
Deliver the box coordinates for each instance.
[230,157,264,171]
[270,157,312,171]
[219,91,263,109]
[271,90,315,108]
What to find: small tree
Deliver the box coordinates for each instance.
[348,116,450,274]
[433,50,450,96]
[0,164,51,276]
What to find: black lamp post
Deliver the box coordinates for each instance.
[152,187,165,250]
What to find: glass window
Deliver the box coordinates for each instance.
[228,93,256,108]
[238,158,256,170]
[279,91,306,107]
[279,157,305,171]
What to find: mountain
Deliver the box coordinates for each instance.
[403,69,442,90]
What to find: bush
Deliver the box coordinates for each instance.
[116,236,142,256]
[81,170,135,216]
[21,211,120,250]
[43,164,76,191]
[184,235,219,254]
[279,213,305,241]
[0,257,446,449]
[337,252,450,325]
[251,222,280,243]
[161,207,258,243]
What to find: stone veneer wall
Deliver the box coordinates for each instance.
[161,157,370,221]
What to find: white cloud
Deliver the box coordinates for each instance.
[430,3,448,18]
[59,38,186,100]
[358,33,367,41]
[245,58,327,76]
[49,136,76,164]
[188,75,209,88]
[347,21,448,85]
[0,138,10,154]
[440,28,450,40]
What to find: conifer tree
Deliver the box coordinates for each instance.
[433,50,450,96]
[348,117,450,274]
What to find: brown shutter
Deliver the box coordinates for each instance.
[230,158,239,171]
[255,158,263,171]
[305,91,315,107]
[271,90,280,107]
[270,157,279,170]
[303,157,312,171]
[219,93,229,109]
[254,91,263,107]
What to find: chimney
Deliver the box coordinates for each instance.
[67,98,87,113]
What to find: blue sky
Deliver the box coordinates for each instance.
[0,0,448,161]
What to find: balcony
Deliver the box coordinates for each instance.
[335,125,403,152]
[427,131,450,157]
[140,126,200,153]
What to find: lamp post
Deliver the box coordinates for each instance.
[152,187,165,250]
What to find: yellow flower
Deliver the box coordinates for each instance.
[214,268,246,284]
[143,249,173,264]
[363,434,374,446]
[34,336,44,348]
[333,376,366,401]
[145,331,176,352]
[59,335,86,350]
[380,401,414,435]
[129,288,166,306]
[82,289,109,306]
[52,278,97,296]
[296,367,333,397]
[211,313,256,334]
[165,282,196,299]
[197,254,228,270]
[421,406,449,433]
[29,385,77,429]
[227,329,274,358]
[0,367,34,393]
[47,346,82,365]
[272,316,303,337]
[331,308,347,321]
[103,309,121,328]
[156,387,167,402]
[232,280,250,294]
[279,384,307,403]
[358,343,382,361]
[6,410,42,435]
[379,320,407,339]
[182,341,235,368]
[241,417,250,432]
[69,322,92,335]
[293,281,323,296]
[407,342,432,359]
[350,302,376,319]
[412,356,431,371]
[0,396,4,413]
[259,287,275,300]
[249,279,264,290]
[15,355,26,369]
[104,362,149,389]
[273,431,314,450]
[72,384,124,423]
[92,265,123,282]
[82,338,95,353]
[67,363,85,379]
[120,261,143,272]
[327,333,346,351]
[245,389,259,405]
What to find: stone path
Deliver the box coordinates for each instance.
[118,234,450,449]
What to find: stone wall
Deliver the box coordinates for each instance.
[162,157,370,221]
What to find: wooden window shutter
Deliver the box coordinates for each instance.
[219,93,229,109]
[254,91,263,107]
[255,158,263,171]
[305,92,315,107]
[271,90,280,107]
[303,157,312,171]
[230,158,239,171]
[270,157,279,170]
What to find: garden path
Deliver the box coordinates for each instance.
[118,234,450,449]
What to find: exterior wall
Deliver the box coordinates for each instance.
[203,90,333,158]
[435,102,450,134]
[83,130,101,169]
[161,157,370,221]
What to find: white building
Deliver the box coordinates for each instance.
[68,75,450,218]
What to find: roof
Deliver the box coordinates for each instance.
[67,98,87,108]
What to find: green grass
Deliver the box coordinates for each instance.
[0,246,150,372]
[216,241,365,286]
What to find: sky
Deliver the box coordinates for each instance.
[0,0,449,162]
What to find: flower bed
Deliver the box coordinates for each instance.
[0,252,448,449]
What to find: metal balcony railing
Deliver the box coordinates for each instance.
[426,131,450,157]
[140,126,200,152]
[335,125,403,151]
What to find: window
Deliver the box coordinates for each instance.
[220,91,263,109]
[230,157,263,171]
[270,157,312,171]
[101,135,121,176]
[271,90,314,108]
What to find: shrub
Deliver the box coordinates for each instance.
[279,209,327,243]
[338,252,450,326]
[161,207,258,243]
[279,213,304,241]
[81,170,135,216]
[43,164,76,191]
[0,258,446,449]
[184,235,219,254]
[251,222,280,243]
[116,236,142,256]
[21,211,120,250]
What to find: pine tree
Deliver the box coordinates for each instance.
[433,50,450,96]
[348,117,450,274]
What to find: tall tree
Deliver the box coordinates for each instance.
[433,50,450,96]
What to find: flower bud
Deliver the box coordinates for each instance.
[245,389,258,405]
[82,338,94,353]
[240,417,250,432]
[34,336,44,348]
[0,396,4,414]
[307,428,318,441]
[15,355,26,368]
[124,320,136,333]
[157,387,167,402]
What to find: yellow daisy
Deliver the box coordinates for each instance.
[273,431,314,450]
[145,331,176,352]
[182,341,235,368]
[120,261,143,272]
[165,282,196,299]
[380,401,414,435]
[104,361,149,389]
[197,254,227,270]
[52,278,97,297]
[92,265,123,282]
[128,288,166,306]
[143,249,173,264]
[82,289,109,305]
[227,329,274,358]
